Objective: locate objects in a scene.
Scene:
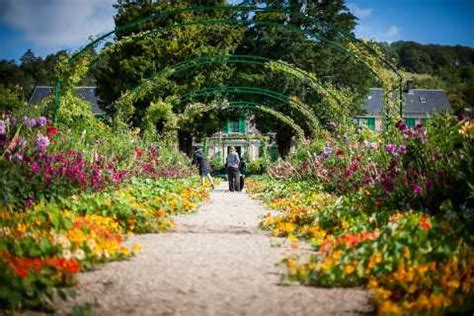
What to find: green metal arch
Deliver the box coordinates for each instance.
[182,100,306,141]
[177,85,320,136]
[115,54,343,110]
[71,4,399,77]
[55,5,403,119]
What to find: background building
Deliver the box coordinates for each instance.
[354,85,452,132]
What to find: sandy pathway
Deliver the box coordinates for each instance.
[53,183,372,315]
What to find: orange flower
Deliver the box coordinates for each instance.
[419,216,431,230]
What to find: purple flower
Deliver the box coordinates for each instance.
[37,116,47,126]
[411,183,422,195]
[398,145,407,154]
[36,134,50,152]
[23,116,36,128]
[396,121,408,132]
[322,147,332,158]
[0,120,5,135]
[385,144,397,155]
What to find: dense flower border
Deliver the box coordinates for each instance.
[0,177,209,310]
[248,178,473,314]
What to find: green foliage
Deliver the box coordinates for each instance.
[382,41,474,113]
[0,85,24,112]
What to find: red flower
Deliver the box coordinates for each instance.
[47,125,59,138]
[134,148,143,158]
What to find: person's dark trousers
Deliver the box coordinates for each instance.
[227,167,240,191]
[240,175,244,191]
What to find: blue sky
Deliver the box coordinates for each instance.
[0,0,473,61]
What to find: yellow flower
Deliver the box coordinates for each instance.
[343,264,355,275]
[447,279,460,289]
[378,300,401,314]
[16,223,27,234]
[402,247,410,259]
[120,247,130,256]
[459,119,474,139]
[367,277,378,289]
[133,243,141,253]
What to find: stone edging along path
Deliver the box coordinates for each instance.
[52,182,372,315]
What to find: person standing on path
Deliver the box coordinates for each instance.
[192,148,215,189]
[239,157,247,191]
[226,146,240,192]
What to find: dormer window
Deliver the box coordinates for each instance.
[419,96,427,103]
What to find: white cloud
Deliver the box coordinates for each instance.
[347,3,373,19]
[0,0,116,53]
[384,25,399,37]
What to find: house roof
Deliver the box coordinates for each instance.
[29,86,105,115]
[363,88,452,116]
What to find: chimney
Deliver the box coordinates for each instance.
[405,80,415,94]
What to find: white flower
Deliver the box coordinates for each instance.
[87,239,97,249]
[62,249,72,260]
[73,249,85,261]
[54,234,71,249]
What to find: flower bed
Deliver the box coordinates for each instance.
[0,114,209,311]
[0,177,209,310]
[248,116,474,314]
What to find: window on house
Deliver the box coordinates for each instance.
[419,96,427,103]
[405,118,416,128]
[229,120,240,133]
[366,117,375,131]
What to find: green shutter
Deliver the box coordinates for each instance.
[366,117,375,130]
[421,118,428,126]
[239,117,246,134]
[223,119,229,133]
[405,118,416,128]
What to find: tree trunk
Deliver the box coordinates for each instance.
[276,126,294,159]
[178,130,193,156]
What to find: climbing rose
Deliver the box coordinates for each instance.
[36,134,50,152]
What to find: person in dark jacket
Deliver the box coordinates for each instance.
[239,157,247,191]
[192,149,215,189]
[226,146,240,192]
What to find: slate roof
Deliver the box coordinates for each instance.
[362,88,452,116]
[29,86,105,116]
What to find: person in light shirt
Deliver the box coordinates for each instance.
[225,146,240,192]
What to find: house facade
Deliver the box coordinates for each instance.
[196,116,277,162]
[354,87,452,132]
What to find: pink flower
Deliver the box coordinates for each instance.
[31,161,41,173]
[385,144,397,155]
[411,183,422,195]
[398,145,407,154]
[36,134,50,152]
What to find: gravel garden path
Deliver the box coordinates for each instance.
[53,182,372,315]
